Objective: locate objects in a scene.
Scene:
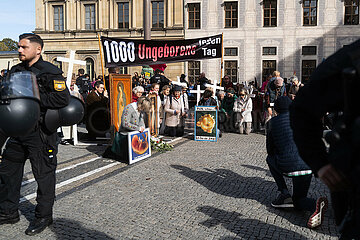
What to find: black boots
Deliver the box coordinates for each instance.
[0,210,20,225]
[25,217,53,236]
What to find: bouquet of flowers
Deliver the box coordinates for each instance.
[150,137,173,153]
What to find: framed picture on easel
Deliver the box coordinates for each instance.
[109,74,132,132]
[147,93,159,137]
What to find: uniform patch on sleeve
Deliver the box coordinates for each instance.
[54,80,66,91]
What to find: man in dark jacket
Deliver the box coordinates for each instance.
[290,40,360,239]
[0,33,70,235]
[266,96,327,228]
[150,69,171,91]
[76,68,91,101]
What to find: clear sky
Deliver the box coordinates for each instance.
[0,0,35,41]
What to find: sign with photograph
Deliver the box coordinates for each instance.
[101,34,222,67]
[194,106,218,142]
[128,128,152,164]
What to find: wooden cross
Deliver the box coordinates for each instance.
[172,76,187,88]
[205,78,224,95]
[190,85,204,104]
[57,50,86,87]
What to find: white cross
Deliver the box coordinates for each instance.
[172,76,187,88]
[205,78,224,96]
[57,50,86,87]
[190,85,204,104]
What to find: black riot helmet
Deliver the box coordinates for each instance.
[44,95,85,133]
[0,71,41,136]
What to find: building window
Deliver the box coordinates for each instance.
[263,0,277,27]
[85,58,95,81]
[302,60,316,82]
[345,0,359,25]
[303,0,317,26]
[224,48,238,56]
[188,61,200,85]
[302,46,317,55]
[118,2,129,29]
[54,5,64,31]
[188,3,200,29]
[262,60,276,81]
[85,4,96,30]
[224,61,238,82]
[224,2,238,28]
[263,47,277,55]
[152,1,164,29]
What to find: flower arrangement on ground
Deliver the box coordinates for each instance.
[150,137,173,153]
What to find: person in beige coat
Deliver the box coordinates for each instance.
[164,85,186,137]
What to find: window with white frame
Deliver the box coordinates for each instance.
[224,60,238,82]
[188,61,200,85]
[301,60,316,83]
[345,0,359,25]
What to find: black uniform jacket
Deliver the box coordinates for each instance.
[9,56,70,115]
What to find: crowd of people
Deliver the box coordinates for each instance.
[0,32,358,239]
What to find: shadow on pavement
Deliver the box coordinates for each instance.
[197,205,305,239]
[49,218,115,240]
[171,165,275,205]
[18,198,114,239]
[241,164,272,177]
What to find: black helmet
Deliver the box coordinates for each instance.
[44,96,85,133]
[0,71,40,136]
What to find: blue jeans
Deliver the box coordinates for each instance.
[266,156,316,212]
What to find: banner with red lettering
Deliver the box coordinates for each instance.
[101,34,222,67]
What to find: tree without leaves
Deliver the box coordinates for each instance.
[0,38,18,51]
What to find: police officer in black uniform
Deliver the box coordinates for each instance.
[150,69,171,91]
[290,40,360,239]
[0,33,70,235]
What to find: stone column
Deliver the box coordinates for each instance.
[76,0,81,30]
[283,0,296,78]
[109,0,114,29]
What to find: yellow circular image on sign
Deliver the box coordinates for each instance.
[196,114,215,133]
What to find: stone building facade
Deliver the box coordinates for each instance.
[184,0,360,86]
[34,0,184,81]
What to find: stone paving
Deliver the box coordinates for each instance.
[0,133,339,239]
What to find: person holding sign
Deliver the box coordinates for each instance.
[164,85,186,137]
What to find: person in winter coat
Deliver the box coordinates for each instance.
[159,85,171,134]
[164,85,186,137]
[265,76,287,123]
[233,88,253,134]
[288,76,303,100]
[266,96,328,229]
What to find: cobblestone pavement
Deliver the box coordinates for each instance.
[0,133,339,239]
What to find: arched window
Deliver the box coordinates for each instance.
[52,59,62,70]
[85,58,95,81]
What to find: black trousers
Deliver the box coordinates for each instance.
[166,126,184,137]
[0,127,58,218]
